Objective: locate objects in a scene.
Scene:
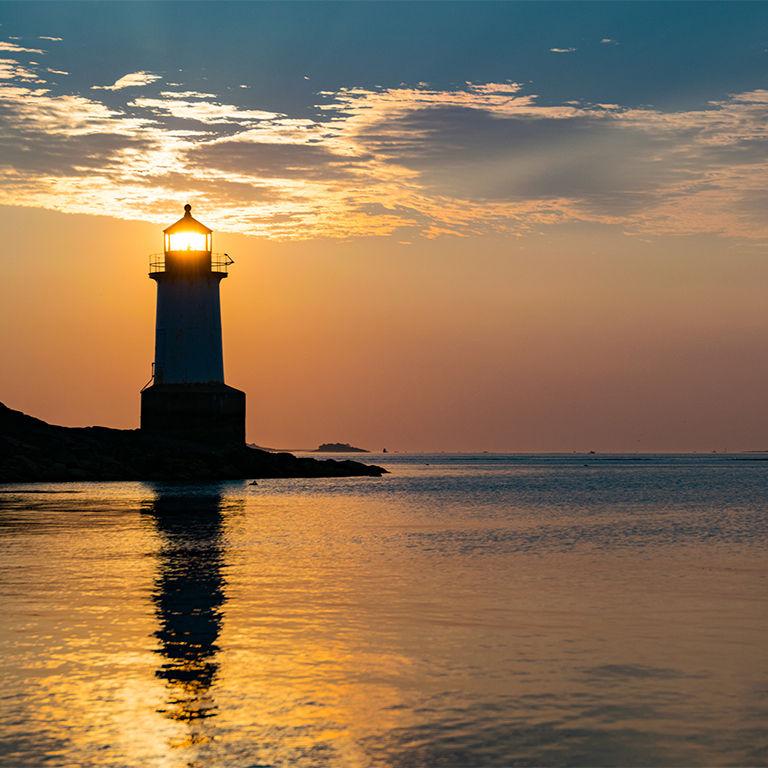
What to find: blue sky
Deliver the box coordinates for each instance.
[3,2,767,112]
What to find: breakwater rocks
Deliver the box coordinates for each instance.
[0,403,387,483]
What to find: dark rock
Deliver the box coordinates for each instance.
[0,402,387,483]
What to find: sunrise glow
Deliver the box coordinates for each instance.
[1,1,768,453]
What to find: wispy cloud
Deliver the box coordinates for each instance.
[0,41,44,54]
[92,71,162,91]
[131,96,278,124]
[0,57,45,83]
[0,44,767,241]
[550,48,577,53]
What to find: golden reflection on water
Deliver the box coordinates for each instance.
[2,464,768,767]
[141,484,419,765]
[138,478,768,766]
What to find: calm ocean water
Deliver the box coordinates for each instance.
[1,453,767,767]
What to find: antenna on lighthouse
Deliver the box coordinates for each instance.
[141,205,245,444]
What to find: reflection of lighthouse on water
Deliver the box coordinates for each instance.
[145,486,235,728]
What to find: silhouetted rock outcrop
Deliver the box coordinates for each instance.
[0,403,386,483]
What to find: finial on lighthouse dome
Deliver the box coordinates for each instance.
[184,203,192,214]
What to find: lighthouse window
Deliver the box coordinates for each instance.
[168,231,208,251]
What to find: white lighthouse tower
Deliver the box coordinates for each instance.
[141,204,246,443]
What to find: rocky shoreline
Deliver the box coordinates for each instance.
[0,403,386,483]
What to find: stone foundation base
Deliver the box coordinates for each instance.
[141,384,246,444]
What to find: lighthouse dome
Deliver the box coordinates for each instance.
[164,204,213,236]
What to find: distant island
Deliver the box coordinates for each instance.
[313,443,370,453]
[0,403,385,482]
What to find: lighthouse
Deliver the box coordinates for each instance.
[140,205,246,443]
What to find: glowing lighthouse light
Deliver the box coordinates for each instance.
[167,230,209,252]
[162,203,213,260]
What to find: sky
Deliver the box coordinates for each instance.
[2,1,768,452]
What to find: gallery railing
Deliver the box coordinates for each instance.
[149,253,234,275]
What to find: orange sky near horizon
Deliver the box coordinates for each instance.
[3,203,768,453]
[3,4,768,451]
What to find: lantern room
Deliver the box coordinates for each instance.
[164,203,212,253]
[153,204,215,277]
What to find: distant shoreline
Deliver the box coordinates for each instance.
[249,442,370,453]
